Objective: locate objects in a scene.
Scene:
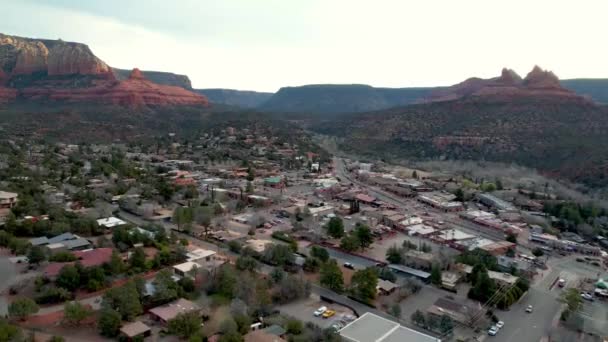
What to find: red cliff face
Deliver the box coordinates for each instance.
[0,34,208,107]
[426,66,587,104]
[20,68,209,107]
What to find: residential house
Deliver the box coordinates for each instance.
[120,321,151,341]
[0,191,18,209]
[149,298,201,324]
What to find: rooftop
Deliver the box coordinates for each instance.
[96,217,127,228]
[340,312,440,342]
[149,298,200,322]
[0,191,18,199]
[120,321,151,338]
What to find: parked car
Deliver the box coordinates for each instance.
[323,310,336,318]
[343,262,355,269]
[488,326,499,336]
[314,306,327,316]
[331,322,343,331]
[558,279,566,288]
[344,216,352,220]
[496,321,504,329]
[525,305,533,313]
[581,292,594,301]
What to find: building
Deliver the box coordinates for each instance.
[149,298,201,324]
[479,241,516,256]
[427,297,478,325]
[0,191,18,209]
[264,176,283,188]
[340,312,441,342]
[44,248,113,277]
[377,279,399,295]
[440,272,462,292]
[418,193,463,212]
[120,321,151,341]
[476,193,516,212]
[487,271,519,287]
[403,250,435,270]
[388,264,432,283]
[173,261,200,278]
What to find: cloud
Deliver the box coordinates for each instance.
[2,0,608,91]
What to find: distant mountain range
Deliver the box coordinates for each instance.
[194,88,272,108]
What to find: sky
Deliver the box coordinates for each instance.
[3,0,607,92]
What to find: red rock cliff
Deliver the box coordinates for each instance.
[0,34,208,107]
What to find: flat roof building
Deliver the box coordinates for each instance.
[340,312,440,342]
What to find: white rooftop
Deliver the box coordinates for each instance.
[97,217,127,228]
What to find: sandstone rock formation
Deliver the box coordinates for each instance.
[426,66,587,104]
[0,34,208,107]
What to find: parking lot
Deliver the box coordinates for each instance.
[277,294,356,330]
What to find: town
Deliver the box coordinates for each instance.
[0,123,606,342]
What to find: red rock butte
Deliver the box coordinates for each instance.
[0,33,209,107]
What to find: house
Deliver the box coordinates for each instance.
[173,261,200,278]
[186,248,217,263]
[479,241,516,256]
[497,256,534,276]
[388,264,432,283]
[427,297,477,325]
[377,279,399,295]
[476,193,516,212]
[0,191,18,209]
[264,177,283,188]
[487,270,519,287]
[417,193,463,212]
[44,248,113,277]
[97,217,127,229]
[149,298,201,324]
[403,250,435,270]
[120,321,151,341]
[440,272,462,292]
[340,312,441,342]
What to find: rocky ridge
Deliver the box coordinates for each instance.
[0,33,207,107]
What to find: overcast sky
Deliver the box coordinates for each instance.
[3,0,607,91]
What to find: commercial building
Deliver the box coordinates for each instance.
[388,264,431,283]
[476,193,516,212]
[418,193,463,212]
[340,312,441,342]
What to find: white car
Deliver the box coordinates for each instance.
[581,293,594,301]
[488,326,499,336]
[525,305,533,313]
[495,321,504,329]
[313,306,327,316]
[344,216,352,220]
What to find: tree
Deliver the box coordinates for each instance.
[560,288,583,314]
[27,246,46,265]
[350,268,378,303]
[152,269,179,304]
[354,223,373,249]
[194,206,213,235]
[389,304,401,318]
[326,217,344,239]
[219,331,243,342]
[386,245,402,264]
[63,301,91,325]
[411,309,426,327]
[505,233,517,244]
[98,308,121,337]
[286,319,303,334]
[319,259,344,293]
[532,247,544,257]
[303,257,321,272]
[467,266,496,303]
[454,188,465,202]
[168,312,202,339]
[108,250,126,275]
[246,181,254,194]
[340,234,360,252]
[439,314,454,334]
[262,244,294,266]
[129,247,147,272]
[430,264,442,286]
[270,268,285,284]
[8,298,39,320]
[0,320,22,341]
[102,281,142,321]
[56,265,81,291]
[236,256,257,272]
[310,246,329,262]
[412,170,418,179]
[274,275,311,304]
[420,243,432,253]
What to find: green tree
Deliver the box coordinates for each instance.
[560,288,583,313]
[506,233,517,244]
[420,243,432,253]
[326,217,344,239]
[108,250,126,275]
[340,234,360,252]
[532,247,544,257]
[8,298,39,320]
[219,331,243,342]
[389,304,402,318]
[286,319,303,334]
[27,246,46,265]
[103,281,142,321]
[319,259,344,293]
[129,247,147,272]
[454,188,465,202]
[235,256,258,272]
[303,257,321,272]
[56,265,81,291]
[350,268,378,303]
[0,320,23,341]
[467,266,496,303]
[98,308,121,337]
[310,246,330,262]
[430,264,442,286]
[245,181,254,194]
[411,309,426,327]
[168,312,202,339]
[152,269,179,304]
[63,301,91,325]
[439,314,454,334]
[262,244,294,266]
[354,223,373,249]
[386,245,402,264]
